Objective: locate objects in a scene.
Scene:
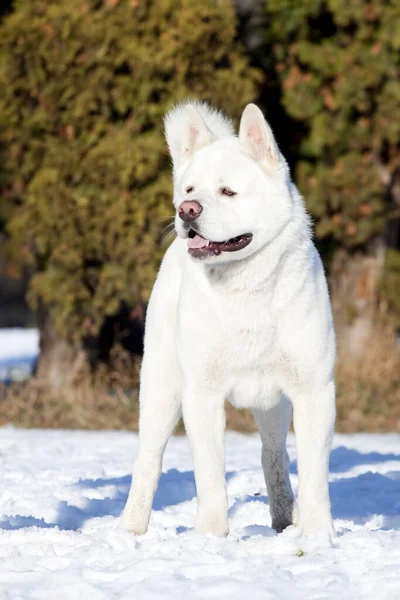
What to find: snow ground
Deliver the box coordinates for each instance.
[0,329,39,361]
[0,329,39,383]
[1,428,400,599]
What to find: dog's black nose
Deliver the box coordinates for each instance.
[178,201,202,222]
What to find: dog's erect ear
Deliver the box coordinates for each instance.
[164,102,234,172]
[239,104,280,169]
[164,104,211,171]
[180,105,212,165]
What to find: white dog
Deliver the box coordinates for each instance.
[120,102,336,539]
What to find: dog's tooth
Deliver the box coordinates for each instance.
[205,240,210,246]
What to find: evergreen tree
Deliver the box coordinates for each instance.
[0,0,260,383]
[265,0,400,250]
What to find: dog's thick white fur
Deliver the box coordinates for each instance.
[120,102,336,539]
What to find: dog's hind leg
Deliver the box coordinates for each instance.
[252,394,296,533]
[120,245,181,535]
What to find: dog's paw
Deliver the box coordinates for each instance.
[271,517,293,534]
[296,529,336,554]
[271,525,336,555]
[118,512,148,536]
[195,517,229,538]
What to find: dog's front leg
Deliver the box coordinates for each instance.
[292,380,335,537]
[120,308,181,534]
[120,375,181,535]
[182,388,228,537]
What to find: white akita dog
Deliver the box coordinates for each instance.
[121,102,335,539]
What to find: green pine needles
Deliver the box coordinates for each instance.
[266,0,400,248]
[0,0,260,341]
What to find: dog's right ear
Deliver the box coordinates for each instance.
[164,104,212,172]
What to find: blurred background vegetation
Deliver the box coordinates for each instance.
[0,0,399,432]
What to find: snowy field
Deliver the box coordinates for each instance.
[0,328,39,383]
[1,428,400,599]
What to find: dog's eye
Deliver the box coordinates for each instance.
[221,187,236,197]
[186,186,194,194]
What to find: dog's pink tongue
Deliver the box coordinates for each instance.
[188,234,208,249]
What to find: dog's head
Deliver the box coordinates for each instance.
[164,102,293,263]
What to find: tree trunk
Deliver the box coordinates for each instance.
[35,309,87,389]
[34,303,145,389]
[330,239,385,358]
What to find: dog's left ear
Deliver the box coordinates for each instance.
[239,104,280,169]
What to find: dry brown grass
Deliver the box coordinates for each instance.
[335,324,400,432]
[0,348,142,430]
[0,380,258,433]
[0,380,140,430]
[0,325,399,432]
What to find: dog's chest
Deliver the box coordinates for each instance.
[177,268,300,404]
[213,324,291,408]
[225,322,288,407]
[181,282,277,358]
[179,286,289,386]
[225,317,276,363]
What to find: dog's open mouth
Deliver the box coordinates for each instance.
[187,229,253,258]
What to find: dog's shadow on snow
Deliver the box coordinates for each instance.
[1,447,400,533]
[0,469,230,532]
[55,468,202,531]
